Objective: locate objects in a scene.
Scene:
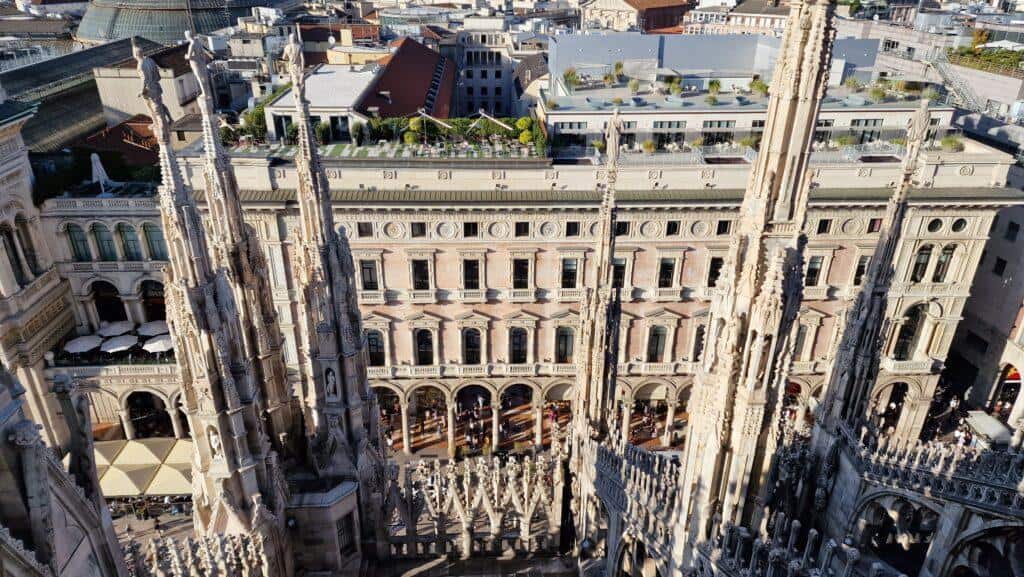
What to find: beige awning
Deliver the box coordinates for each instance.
[163,439,192,466]
[146,463,192,496]
[100,464,160,497]
[113,438,177,466]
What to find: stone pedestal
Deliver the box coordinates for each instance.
[287,480,363,577]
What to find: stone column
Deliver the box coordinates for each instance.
[27,217,52,269]
[80,296,101,332]
[447,403,456,458]
[0,244,20,296]
[662,401,677,447]
[120,409,136,440]
[169,408,185,438]
[400,400,412,455]
[533,403,543,446]
[491,401,500,450]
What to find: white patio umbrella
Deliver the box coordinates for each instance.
[64,335,103,354]
[101,335,138,353]
[142,334,173,354]
[137,320,169,337]
[98,321,135,337]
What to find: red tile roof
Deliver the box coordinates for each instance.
[623,0,689,9]
[76,115,157,166]
[299,22,380,43]
[355,37,455,118]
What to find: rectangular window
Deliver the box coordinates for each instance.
[805,256,824,286]
[561,258,578,289]
[612,258,626,289]
[657,258,676,288]
[464,222,479,237]
[716,220,731,236]
[752,119,766,129]
[1006,221,1020,242]
[853,255,870,286]
[615,221,630,237]
[463,259,480,289]
[993,257,1008,277]
[707,257,724,287]
[666,220,680,236]
[411,222,427,238]
[868,218,883,233]
[513,258,530,289]
[817,219,832,234]
[992,215,1000,233]
[566,221,580,237]
[411,260,430,290]
[359,260,379,291]
[515,222,530,237]
[357,222,373,237]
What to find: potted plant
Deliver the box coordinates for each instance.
[563,67,580,91]
[749,78,769,97]
[708,78,722,95]
[592,139,606,153]
[628,78,640,95]
[868,85,887,102]
[641,139,657,154]
[940,135,964,152]
[705,94,719,106]
[603,73,616,87]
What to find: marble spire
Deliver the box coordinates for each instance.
[137,39,292,576]
[675,0,838,559]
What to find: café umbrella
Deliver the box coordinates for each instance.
[137,320,169,337]
[64,335,103,354]
[98,321,135,337]
[101,335,138,353]
[142,334,173,354]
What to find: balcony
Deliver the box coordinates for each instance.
[358,290,386,305]
[556,288,583,302]
[407,365,442,377]
[457,289,487,303]
[508,289,536,303]
[802,285,833,300]
[640,362,676,375]
[457,364,489,376]
[367,366,393,378]
[654,287,682,302]
[407,289,438,304]
[501,363,538,376]
[880,357,942,374]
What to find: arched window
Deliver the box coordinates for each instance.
[509,327,528,364]
[92,224,118,261]
[555,326,574,364]
[91,280,127,323]
[647,326,668,363]
[931,245,956,283]
[118,224,143,261]
[893,304,926,361]
[143,224,168,261]
[14,217,39,274]
[140,280,165,321]
[910,244,932,283]
[415,329,433,365]
[366,330,385,366]
[0,227,26,287]
[462,328,481,365]
[67,224,92,262]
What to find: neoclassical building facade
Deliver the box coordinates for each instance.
[12,118,1016,459]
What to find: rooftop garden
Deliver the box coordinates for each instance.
[948,46,1024,79]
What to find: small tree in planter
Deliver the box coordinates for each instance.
[628,78,640,95]
[563,67,580,91]
[315,121,332,145]
[519,130,533,145]
[843,76,863,91]
[641,139,657,154]
[940,135,964,152]
[403,130,419,145]
[285,123,299,144]
[669,83,683,96]
[749,78,769,97]
[708,78,722,95]
[516,116,532,132]
[350,121,364,145]
[738,135,760,149]
[612,97,624,105]
[592,139,606,153]
[614,61,624,80]
[546,99,560,110]
[868,86,887,102]
[705,94,719,106]
[690,136,705,148]
[603,73,616,87]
